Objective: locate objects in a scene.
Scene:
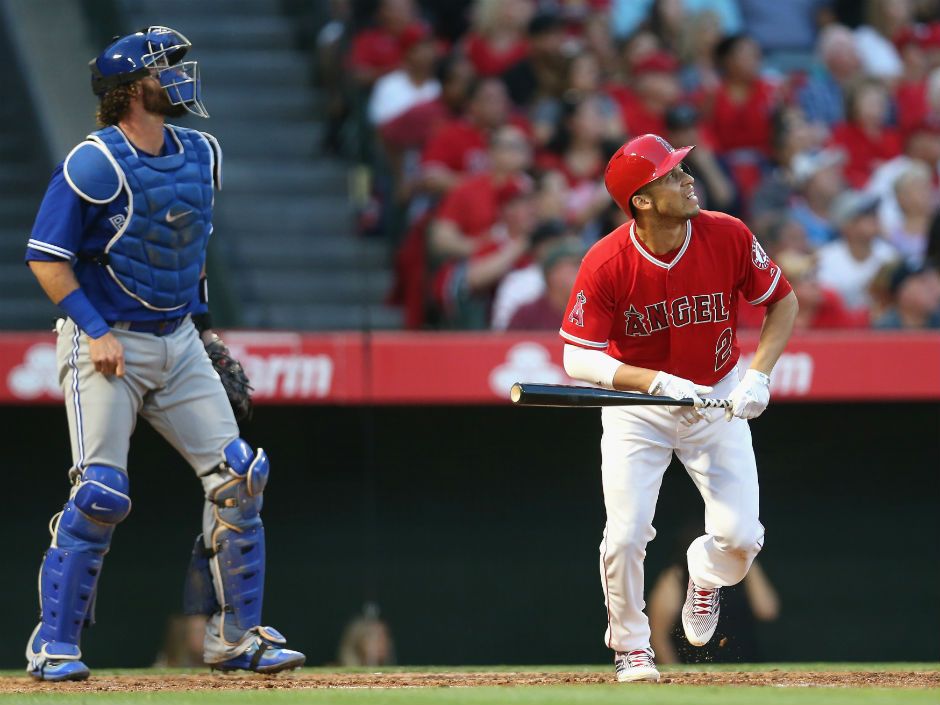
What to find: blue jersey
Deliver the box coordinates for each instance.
[25,127,218,322]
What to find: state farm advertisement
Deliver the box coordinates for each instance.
[0,331,938,404]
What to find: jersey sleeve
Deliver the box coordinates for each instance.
[25,165,84,263]
[559,260,615,349]
[738,225,792,307]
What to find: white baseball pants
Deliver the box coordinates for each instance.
[598,366,764,652]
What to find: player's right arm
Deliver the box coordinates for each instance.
[25,162,125,377]
[28,261,125,377]
[560,253,710,422]
[558,256,667,392]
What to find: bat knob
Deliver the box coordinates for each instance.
[510,383,522,403]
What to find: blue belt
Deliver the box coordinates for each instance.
[108,316,188,336]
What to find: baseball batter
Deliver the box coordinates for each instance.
[560,134,798,682]
[22,27,304,680]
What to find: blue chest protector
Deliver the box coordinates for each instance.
[69,125,215,311]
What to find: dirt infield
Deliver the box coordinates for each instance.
[2,670,939,693]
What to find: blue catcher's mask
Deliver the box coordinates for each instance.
[89,25,208,118]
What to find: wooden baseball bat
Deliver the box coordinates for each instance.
[509,383,732,409]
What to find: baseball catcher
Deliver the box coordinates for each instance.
[23,27,304,681]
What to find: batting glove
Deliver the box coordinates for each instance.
[726,369,771,421]
[649,371,714,426]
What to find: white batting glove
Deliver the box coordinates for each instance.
[648,371,714,425]
[726,369,771,421]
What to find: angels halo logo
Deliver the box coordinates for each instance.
[751,238,771,270]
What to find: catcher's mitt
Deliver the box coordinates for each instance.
[205,337,253,421]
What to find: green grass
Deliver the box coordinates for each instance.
[1,665,937,705]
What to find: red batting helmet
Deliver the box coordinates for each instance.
[604,134,694,213]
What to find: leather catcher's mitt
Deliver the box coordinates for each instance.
[205,337,253,421]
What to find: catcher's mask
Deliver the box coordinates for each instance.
[89,25,208,118]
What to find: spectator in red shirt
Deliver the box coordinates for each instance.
[703,34,779,204]
[507,239,585,330]
[463,0,535,78]
[368,25,444,208]
[381,51,477,165]
[350,0,420,87]
[536,96,611,237]
[609,51,683,138]
[893,23,935,134]
[369,24,441,146]
[429,125,533,265]
[431,158,539,329]
[831,77,903,189]
[615,27,661,82]
[705,35,776,155]
[420,78,514,195]
[663,103,736,213]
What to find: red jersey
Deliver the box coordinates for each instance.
[830,122,902,189]
[559,210,792,386]
[463,32,529,77]
[435,173,505,237]
[705,79,777,155]
[350,28,404,78]
[421,118,489,175]
[606,86,667,139]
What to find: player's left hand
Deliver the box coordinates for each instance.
[203,332,254,422]
[726,369,771,421]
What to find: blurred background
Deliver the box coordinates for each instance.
[1,0,939,669]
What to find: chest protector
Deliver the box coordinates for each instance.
[88,125,215,311]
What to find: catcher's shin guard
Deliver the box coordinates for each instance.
[27,465,131,679]
[201,438,273,657]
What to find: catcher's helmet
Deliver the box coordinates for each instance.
[89,25,208,118]
[604,134,694,213]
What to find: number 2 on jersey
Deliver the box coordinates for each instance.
[714,327,733,371]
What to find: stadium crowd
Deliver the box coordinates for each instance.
[316,0,940,331]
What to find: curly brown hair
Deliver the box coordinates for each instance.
[96,82,138,127]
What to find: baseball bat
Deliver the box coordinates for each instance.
[509,383,732,409]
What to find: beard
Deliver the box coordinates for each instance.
[142,79,188,118]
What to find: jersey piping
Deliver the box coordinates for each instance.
[27,239,76,261]
[559,329,609,348]
[747,267,782,305]
[629,219,692,270]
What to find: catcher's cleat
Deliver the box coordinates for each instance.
[682,578,721,646]
[26,626,90,682]
[614,648,660,682]
[211,626,305,674]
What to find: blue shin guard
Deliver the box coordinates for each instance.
[197,439,304,671]
[26,465,130,681]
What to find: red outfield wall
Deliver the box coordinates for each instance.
[1,330,938,404]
